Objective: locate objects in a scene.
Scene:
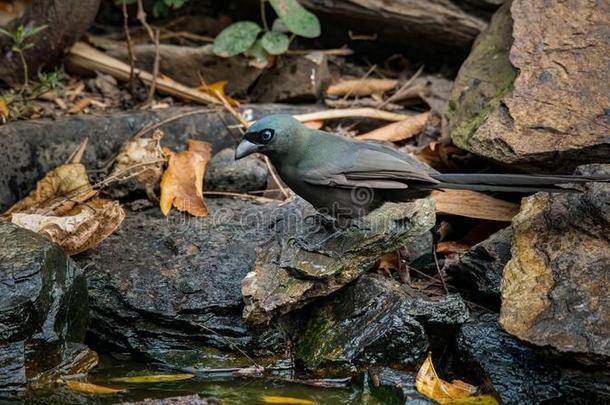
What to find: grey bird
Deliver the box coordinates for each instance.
[235,114,608,225]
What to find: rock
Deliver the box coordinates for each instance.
[205,148,268,193]
[405,231,434,268]
[0,222,93,398]
[120,394,220,405]
[444,227,511,300]
[445,1,610,172]
[294,274,468,371]
[251,53,330,102]
[108,44,262,96]
[368,367,435,404]
[242,197,437,324]
[75,199,287,369]
[0,104,317,212]
[456,316,610,404]
[500,164,610,365]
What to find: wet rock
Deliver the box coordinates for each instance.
[445,1,610,172]
[75,199,287,368]
[0,222,92,398]
[368,367,435,404]
[251,53,330,102]
[500,164,610,365]
[455,316,610,404]
[205,148,268,193]
[294,274,468,371]
[242,198,436,324]
[108,44,262,96]
[405,231,434,268]
[0,104,316,211]
[444,227,511,299]
[120,394,220,405]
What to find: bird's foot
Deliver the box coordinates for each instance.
[288,230,342,256]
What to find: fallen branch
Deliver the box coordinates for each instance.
[292,108,411,123]
[356,111,430,141]
[327,78,397,97]
[66,42,220,105]
[431,189,519,221]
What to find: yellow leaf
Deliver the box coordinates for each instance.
[0,98,8,120]
[261,396,317,405]
[197,80,239,107]
[110,374,194,383]
[60,380,125,394]
[416,353,500,405]
[159,139,212,217]
[2,163,95,218]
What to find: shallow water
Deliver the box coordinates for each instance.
[23,355,394,405]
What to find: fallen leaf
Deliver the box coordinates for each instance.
[68,97,94,114]
[0,98,8,121]
[2,163,95,218]
[357,112,430,141]
[197,80,239,107]
[110,374,194,383]
[59,379,125,394]
[327,78,397,97]
[261,396,317,405]
[11,198,125,255]
[414,141,468,171]
[377,251,399,277]
[436,241,471,255]
[110,130,166,200]
[431,190,519,222]
[416,353,499,405]
[159,139,212,217]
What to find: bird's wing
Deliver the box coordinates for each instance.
[302,146,438,189]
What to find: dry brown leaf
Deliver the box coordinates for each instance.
[159,139,212,217]
[436,241,471,255]
[196,80,239,107]
[377,251,399,277]
[0,98,8,121]
[356,112,430,142]
[433,191,518,221]
[413,141,468,171]
[59,379,125,395]
[327,78,397,97]
[416,353,499,405]
[110,130,166,200]
[2,163,95,218]
[11,198,125,255]
[432,190,519,222]
[68,97,94,114]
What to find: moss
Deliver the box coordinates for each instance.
[295,307,341,369]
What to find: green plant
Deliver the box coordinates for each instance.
[0,24,48,89]
[117,0,190,18]
[213,0,320,63]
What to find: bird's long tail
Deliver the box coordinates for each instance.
[430,173,610,193]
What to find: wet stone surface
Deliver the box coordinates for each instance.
[205,148,268,193]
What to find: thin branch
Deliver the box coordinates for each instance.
[121,1,136,97]
[292,108,411,123]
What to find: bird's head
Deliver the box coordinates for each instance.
[234,114,302,160]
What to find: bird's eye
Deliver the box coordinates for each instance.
[260,129,274,143]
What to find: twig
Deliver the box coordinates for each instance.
[265,156,290,199]
[145,28,161,105]
[121,1,136,97]
[65,138,89,164]
[285,47,353,56]
[203,191,277,203]
[340,64,376,102]
[377,65,425,110]
[291,108,411,123]
[433,246,449,294]
[134,107,215,139]
[260,0,269,31]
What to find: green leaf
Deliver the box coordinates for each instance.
[244,39,268,62]
[164,0,188,8]
[269,0,320,38]
[271,18,289,33]
[213,21,262,58]
[261,31,289,55]
[152,1,169,17]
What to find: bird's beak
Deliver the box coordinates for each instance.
[235,139,260,160]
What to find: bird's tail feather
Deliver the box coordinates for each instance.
[430,173,610,193]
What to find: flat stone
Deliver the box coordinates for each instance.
[500,164,610,365]
[205,148,268,193]
[242,197,437,324]
[0,222,92,398]
[368,367,435,404]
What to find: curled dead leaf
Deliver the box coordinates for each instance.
[159,139,212,217]
[59,379,125,395]
[11,198,125,255]
[197,80,239,107]
[357,111,430,142]
[377,251,399,277]
[416,353,499,405]
[327,78,397,97]
[110,374,194,383]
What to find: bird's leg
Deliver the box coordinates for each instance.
[288,215,342,255]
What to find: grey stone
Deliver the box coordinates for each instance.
[205,148,268,193]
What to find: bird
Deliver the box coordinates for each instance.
[235,114,608,231]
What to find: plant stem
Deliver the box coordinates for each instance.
[16,49,28,91]
[260,0,269,31]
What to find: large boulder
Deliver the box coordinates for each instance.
[0,222,94,398]
[456,317,610,404]
[242,197,436,324]
[294,274,468,371]
[445,0,610,172]
[500,165,610,365]
[75,199,286,369]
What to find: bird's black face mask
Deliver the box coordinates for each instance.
[235,128,275,159]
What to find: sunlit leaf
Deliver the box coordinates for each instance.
[159,140,212,217]
[269,0,320,38]
[271,18,290,33]
[262,396,317,405]
[213,21,262,57]
[261,31,290,55]
[416,353,500,405]
[0,98,8,120]
[110,373,194,383]
[245,40,270,69]
[59,379,125,394]
[196,81,239,107]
